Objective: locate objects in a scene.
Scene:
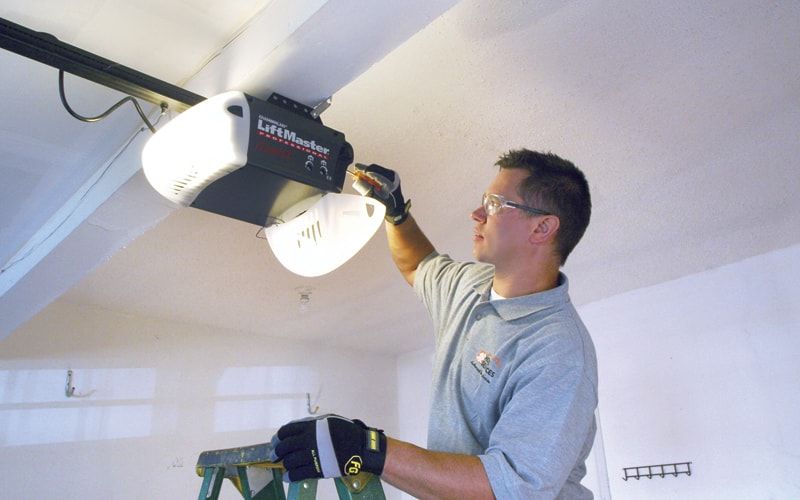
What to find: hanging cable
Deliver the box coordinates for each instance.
[0,124,152,275]
[1,77,169,276]
[58,70,159,133]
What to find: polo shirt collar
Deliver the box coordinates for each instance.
[473,273,570,321]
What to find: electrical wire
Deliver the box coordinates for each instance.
[0,125,151,275]
[58,70,158,133]
[255,217,285,240]
[1,77,170,276]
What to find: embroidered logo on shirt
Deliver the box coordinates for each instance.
[471,350,502,384]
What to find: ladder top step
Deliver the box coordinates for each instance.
[197,442,281,470]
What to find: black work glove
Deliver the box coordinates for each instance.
[352,163,411,225]
[269,414,387,482]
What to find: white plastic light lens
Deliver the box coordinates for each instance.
[141,91,250,206]
[265,194,386,277]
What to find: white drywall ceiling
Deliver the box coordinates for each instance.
[1,0,799,354]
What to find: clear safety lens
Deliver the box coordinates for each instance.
[482,193,503,216]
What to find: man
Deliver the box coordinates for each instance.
[271,149,598,499]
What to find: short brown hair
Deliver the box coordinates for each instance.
[496,149,591,264]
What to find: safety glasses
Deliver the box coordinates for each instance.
[482,193,551,217]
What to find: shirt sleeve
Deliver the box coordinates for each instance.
[414,252,494,342]
[413,253,483,343]
[478,361,597,499]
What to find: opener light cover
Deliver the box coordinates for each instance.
[265,193,385,277]
[141,91,250,206]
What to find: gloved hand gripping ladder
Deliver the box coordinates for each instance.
[195,442,386,500]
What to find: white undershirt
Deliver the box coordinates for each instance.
[490,288,507,301]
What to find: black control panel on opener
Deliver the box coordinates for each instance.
[190,93,353,228]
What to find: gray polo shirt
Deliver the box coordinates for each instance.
[414,253,598,499]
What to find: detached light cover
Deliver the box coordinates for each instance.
[265,194,385,277]
[142,91,250,206]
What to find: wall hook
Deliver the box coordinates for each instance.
[65,369,76,397]
[64,369,95,398]
[623,461,692,481]
[306,393,319,415]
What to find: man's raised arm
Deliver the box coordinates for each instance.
[385,215,434,286]
[353,164,434,286]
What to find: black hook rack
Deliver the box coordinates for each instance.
[623,461,692,481]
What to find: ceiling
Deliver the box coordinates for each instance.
[1,0,798,354]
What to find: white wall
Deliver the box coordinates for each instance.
[396,347,434,448]
[395,347,434,500]
[0,301,400,500]
[580,244,800,499]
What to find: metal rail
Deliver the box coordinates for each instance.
[0,16,205,112]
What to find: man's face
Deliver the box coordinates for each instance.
[471,168,535,266]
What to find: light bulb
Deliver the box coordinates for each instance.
[141,91,250,206]
[265,193,385,277]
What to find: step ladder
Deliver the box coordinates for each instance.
[196,442,386,500]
